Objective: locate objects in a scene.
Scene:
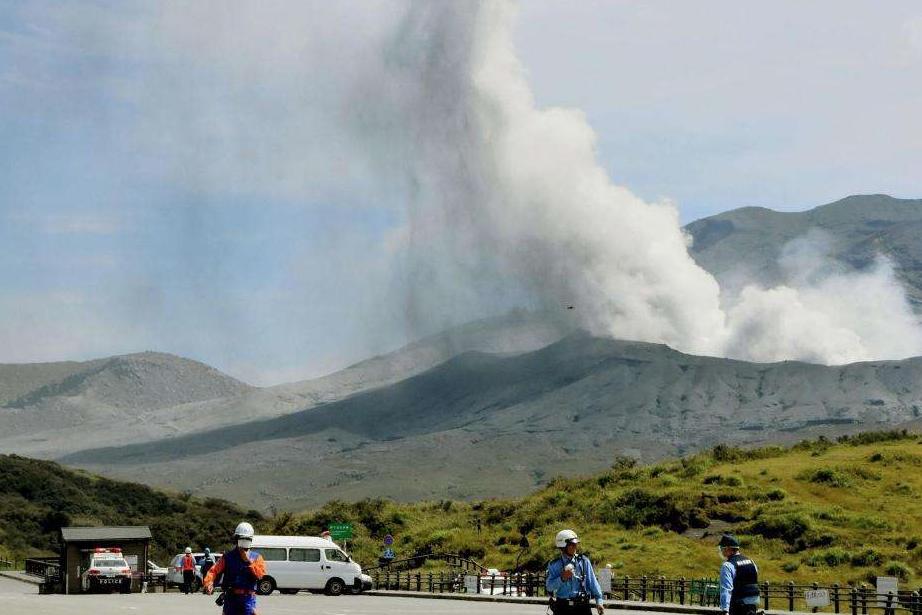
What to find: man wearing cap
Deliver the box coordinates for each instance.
[718,534,760,615]
[546,529,605,615]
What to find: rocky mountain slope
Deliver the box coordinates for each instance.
[685,194,922,307]
[61,333,922,510]
[0,311,570,458]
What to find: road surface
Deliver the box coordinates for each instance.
[0,576,560,615]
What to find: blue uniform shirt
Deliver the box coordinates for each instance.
[547,554,604,604]
[719,560,760,611]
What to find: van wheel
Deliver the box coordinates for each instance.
[256,577,276,595]
[325,578,345,596]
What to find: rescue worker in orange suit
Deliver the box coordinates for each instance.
[204,522,267,615]
[181,547,196,594]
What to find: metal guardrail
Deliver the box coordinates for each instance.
[370,571,922,614]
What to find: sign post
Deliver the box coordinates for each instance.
[805,589,830,610]
[876,577,898,607]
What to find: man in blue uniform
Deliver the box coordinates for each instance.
[546,529,605,615]
[718,534,760,615]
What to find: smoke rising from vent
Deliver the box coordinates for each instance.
[354,0,922,365]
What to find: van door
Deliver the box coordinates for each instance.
[323,548,356,589]
[251,547,289,588]
[288,548,324,589]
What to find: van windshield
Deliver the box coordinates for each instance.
[324,549,349,563]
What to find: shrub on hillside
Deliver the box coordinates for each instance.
[837,430,914,446]
[850,549,882,567]
[883,561,912,581]
[747,512,812,544]
[596,489,691,532]
[804,548,852,567]
[799,468,851,487]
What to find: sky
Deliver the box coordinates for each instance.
[1,0,921,385]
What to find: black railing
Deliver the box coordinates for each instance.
[364,552,488,574]
[0,558,15,570]
[24,557,60,581]
[369,571,922,614]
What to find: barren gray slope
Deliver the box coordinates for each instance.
[0,352,253,448]
[685,194,922,307]
[62,333,922,510]
[0,311,570,458]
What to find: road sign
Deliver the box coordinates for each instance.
[382,548,395,560]
[329,523,353,540]
[384,534,394,546]
[805,589,830,608]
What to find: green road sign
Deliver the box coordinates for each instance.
[329,523,353,540]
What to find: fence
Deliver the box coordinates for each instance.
[0,558,15,570]
[364,552,488,575]
[369,571,922,614]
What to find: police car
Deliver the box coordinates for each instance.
[81,548,132,593]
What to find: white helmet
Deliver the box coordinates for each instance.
[234,522,255,540]
[184,547,192,554]
[555,529,580,548]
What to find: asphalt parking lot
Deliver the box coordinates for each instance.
[0,576,551,615]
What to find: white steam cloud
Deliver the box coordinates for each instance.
[353,0,922,365]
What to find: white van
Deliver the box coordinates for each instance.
[249,535,370,596]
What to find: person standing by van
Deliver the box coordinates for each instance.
[204,522,267,615]
[181,547,196,595]
[200,547,216,594]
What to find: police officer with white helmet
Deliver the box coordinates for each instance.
[546,529,604,615]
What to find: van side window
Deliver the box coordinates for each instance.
[324,549,349,563]
[253,548,287,561]
[289,548,321,562]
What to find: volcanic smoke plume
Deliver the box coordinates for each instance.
[352,0,922,365]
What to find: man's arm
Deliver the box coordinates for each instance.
[204,557,225,593]
[582,560,605,604]
[719,561,735,612]
[546,560,564,594]
[250,554,267,580]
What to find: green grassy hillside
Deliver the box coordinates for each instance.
[0,454,262,563]
[279,430,922,586]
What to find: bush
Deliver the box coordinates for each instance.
[850,549,882,567]
[883,561,912,581]
[747,512,812,544]
[782,562,800,573]
[703,474,744,487]
[804,548,852,567]
[800,468,851,487]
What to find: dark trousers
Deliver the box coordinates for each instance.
[730,603,758,615]
[551,598,593,615]
[182,570,195,594]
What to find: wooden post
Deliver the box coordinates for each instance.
[679,577,686,605]
[850,586,858,615]
[788,581,796,612]
[885,591,895,615]
[764,581,771,611]
[813,582,821,613]
[833,583,840,614]
[860,584,868,615]
[641,575,648,602]
[624,575,630,601]
[428,572,433,593]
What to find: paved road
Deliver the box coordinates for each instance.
[0,576,555,615]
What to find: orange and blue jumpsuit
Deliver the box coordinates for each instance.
[204,549,267,615]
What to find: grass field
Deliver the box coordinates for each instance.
[280,430,922,587]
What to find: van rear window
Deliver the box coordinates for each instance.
[289,548,320,562]
[253,548,287,561]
